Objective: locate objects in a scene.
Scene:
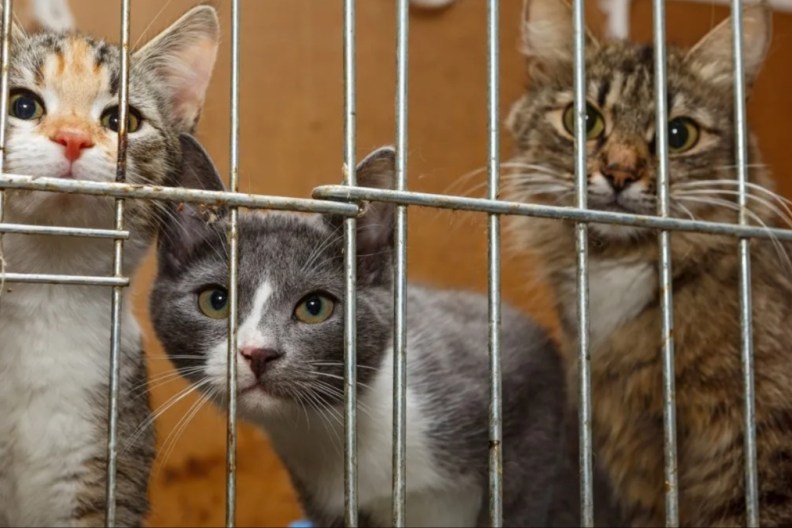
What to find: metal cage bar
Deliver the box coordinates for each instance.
[0,3,780,528]
[0,0,12,298]
[486,0,503,527]
[731,1,760,524]
[392,0,409,525]
[651,0,681,524]
[313,185,792,242]
[571,0,594,524]
[226,0,242,525]
[104,0,131,524]
[342,0,359,525]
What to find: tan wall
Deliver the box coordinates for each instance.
[60,1,792,526]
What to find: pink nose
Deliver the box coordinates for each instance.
[51,129,94,162]
[240,347,282,378]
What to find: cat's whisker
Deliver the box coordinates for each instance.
[308,360,378,371]
[154,389,214,478]
[148,354,205,361]
[132,366,207,399]
[670,201,696,221]
[675,195,792,273]
[122,377,214,454]
[673,179,792,219]
[675,189,792,229]
[134,0,176,48]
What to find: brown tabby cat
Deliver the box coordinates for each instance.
[506,0,792,525]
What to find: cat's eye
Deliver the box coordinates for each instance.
[294,293,336,324]
[100,105,143,133]
[667,117,700,153]
[562,102,605,140]
[197,286,229,319]
[9,89,45,121]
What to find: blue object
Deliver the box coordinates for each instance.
[288,520,314,528]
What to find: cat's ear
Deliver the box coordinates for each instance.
[156,134,227,274]
[134,5,220,133]
[355,146,396,265]
[324,147,396,285]
[355,146,396,284]
[685,4,771,90]
[520,0,598,69]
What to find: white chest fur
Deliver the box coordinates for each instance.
[0,234,142,525]
[260,347,482,527]
[563,259,656,350]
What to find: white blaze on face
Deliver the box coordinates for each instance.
[204,279,282,411]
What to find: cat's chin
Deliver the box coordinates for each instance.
[588,222,650,242]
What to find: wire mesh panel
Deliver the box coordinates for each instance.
[0,0,780,527]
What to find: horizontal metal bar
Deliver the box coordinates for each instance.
[0,223,129,239]
[0,174,359,216]
[0,272,129,286]
[313,185,792,241]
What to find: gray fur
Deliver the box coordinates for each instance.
[150,136,575,527]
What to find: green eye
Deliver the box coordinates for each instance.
[667,117,700,153]
[563,102,605,140]
[9,89,45,120]
[197,287,229,319]
[100,105,143,133]
[294,293,335,324]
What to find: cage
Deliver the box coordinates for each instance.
[0,0,791,527]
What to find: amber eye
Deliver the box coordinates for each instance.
[197,286,229,319]
[667,117,700,153]
[294,293,336,324]
[562,102,605,140]
[9,89,45,120]
[100,105,143,133]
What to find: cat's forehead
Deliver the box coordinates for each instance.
[231,213,342,294]
[13,33,119,91]
[238,212,336,263]
[584,43,716,125]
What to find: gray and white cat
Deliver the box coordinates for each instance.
[150,135,574,527]
[0,6,218,526]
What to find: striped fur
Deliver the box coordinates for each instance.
[505,0,792,525]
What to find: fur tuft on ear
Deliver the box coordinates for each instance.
[520,0,597,68]
[156,134,227,274]
[134,5,220,133]
[685,3,771,90]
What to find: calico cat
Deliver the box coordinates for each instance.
[506,0,792,525]
[150,134,574,527]
[0,6,218,526]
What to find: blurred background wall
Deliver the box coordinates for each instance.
[52,0,792,525]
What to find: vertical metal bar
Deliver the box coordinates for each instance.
[571,0,594,525]
[225,0,241,526]
[342,0,359,525]
[0,0,13,295]
[392,0,409,525]
[651,0,679,525]
[731,3,759,525]
[105,0,130,524]
[486,1,503,527]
